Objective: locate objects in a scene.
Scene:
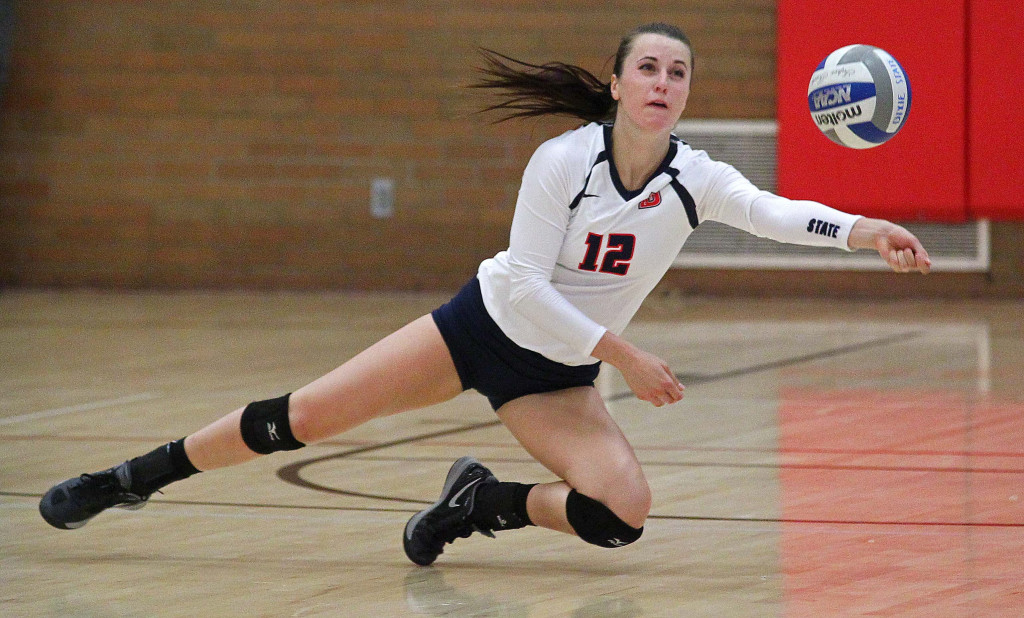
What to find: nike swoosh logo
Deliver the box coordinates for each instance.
[581,193,599,199]
[448,478,482,508]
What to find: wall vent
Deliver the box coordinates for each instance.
[672,120,989,272]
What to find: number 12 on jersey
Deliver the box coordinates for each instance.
[578,233,636,275]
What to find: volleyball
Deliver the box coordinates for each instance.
[808,44,911,149]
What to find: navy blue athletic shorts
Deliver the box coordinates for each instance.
[431,277,601,411]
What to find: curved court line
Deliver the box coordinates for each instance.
[275,419,501,504]
[3,330,950,525]
[273,330,937,510]
[608,330,924,401]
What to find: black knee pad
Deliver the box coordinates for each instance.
[565,489,644,548]
[239,393,305,454]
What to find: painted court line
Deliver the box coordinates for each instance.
[0,392,161,426]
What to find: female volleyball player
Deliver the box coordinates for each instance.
[39,23,931,566]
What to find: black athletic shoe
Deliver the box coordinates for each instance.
[39,461,149,530]
[403,456,497,566]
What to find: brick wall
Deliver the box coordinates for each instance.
[0,1,776,290]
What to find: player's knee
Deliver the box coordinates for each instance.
[239,393,305,454]
[583,458,651,528]
[565,489,645,548]
[628,482,653,527]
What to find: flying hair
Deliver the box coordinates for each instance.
[470,23,693,124]
[470,48,615,123]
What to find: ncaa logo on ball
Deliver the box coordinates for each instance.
[807,44,911,149]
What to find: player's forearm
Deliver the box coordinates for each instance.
[507,271,607,357]
[590,330,640,370]
[847,217,897,251]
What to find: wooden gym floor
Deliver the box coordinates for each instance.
[1,289,1022,617]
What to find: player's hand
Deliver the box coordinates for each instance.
[619,349,685,407]
[874,224,931,273]
[849,218,932,274]
[592,332,685,406]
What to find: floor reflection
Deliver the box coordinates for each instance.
[404,568,643,617]
[405,568,529,617]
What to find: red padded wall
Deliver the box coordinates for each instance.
[778,1,967,221]
[968,2,1024,219]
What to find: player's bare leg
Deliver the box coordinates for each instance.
[498,386,651,535]
[40,314,464,529]
[184,314,463,471]
[402,385,650,564]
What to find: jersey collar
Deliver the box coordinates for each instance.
[602,124,680,202]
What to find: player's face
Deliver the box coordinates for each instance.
[610,33,692,132]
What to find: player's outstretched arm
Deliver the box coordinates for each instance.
[848,217,932,274]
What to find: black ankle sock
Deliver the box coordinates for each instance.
[471,482,535,531]
[128,437,201,495]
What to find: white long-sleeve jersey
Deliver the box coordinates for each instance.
[477,122,861,365]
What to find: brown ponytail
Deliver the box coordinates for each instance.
[470,23,692,124]
[470,49,615,124]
